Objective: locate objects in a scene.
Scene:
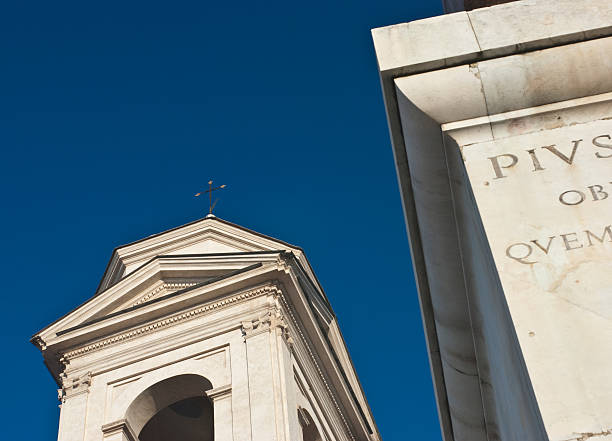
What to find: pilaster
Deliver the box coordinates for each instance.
[57,372,92,441]
[242,304,298,441]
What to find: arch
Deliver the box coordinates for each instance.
[298,407,323,441]
[109,355,228,426]
[125,374,213,437]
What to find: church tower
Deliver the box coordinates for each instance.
[31,216,380,441]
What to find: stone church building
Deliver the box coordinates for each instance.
[32,216,380,441]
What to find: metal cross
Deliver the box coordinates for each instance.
[195,180,227,215]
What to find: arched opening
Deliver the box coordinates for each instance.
[125,374,214,441]
[298,407,322,441]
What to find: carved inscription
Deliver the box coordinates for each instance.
[488,134,612,180]
[505,225,612,264]
[558,182,611,206]
[478,130,612,265]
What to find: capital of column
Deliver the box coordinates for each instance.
[58,371,92,403]
[241,307,294,347]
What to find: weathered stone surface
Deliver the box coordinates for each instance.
[373,0,612,440]
[462,118,612,441]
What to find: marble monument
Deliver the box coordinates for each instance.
[373,1,612,440]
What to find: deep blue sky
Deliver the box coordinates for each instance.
[1,1,444,439]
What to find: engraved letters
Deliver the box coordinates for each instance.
[559,183,611,206]
[505,225,612,264]
[593,134,612,158]
[485,130,612,265]
[488,134,611,180]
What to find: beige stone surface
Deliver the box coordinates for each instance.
[372,13,479,74]
[468,0,612,55]
[463,118,612,440]
[373,0,612,77]
[373,1,612,440]
[394,36,612,124]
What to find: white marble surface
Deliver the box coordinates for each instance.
[373,1,612,440]
[463,119,612,440]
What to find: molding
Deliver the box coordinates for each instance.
[441,91,612,145]
[294,370,336,441]
[37,253,282,344]
[373,0,612,79]
[101,419,138,441]
[62,285,281,360]
[206,384,231,401]
[393,36,612,126]
[32,336,46,351]
[298,406,312,427]
[132,281,197,307]
[275,290,356,441]
[98,217,304,293]
[241,307,293,347]
[58,371,91,403]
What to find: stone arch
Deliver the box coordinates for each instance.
[108,355,228,427]
[298,407,323,441]
[124,374,213,437]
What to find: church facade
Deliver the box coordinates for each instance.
[32,216,379,441]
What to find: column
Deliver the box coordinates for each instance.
[241,304,299,441]
[57,372,91,441]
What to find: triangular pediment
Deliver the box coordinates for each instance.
[96,268,234,318]
[98,216,311,293]
[36,252,283,349]
[32,216,320,349]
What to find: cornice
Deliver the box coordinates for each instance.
[393,37,612,126]
[62,285,281,361]
[34,255,279,343]
[98,217,305,294]
[273,290,356,441]
[131,281,197,307]
[373,1,612,79]
[116,229,257,275]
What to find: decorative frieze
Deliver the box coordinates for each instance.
[132,282,197,307]
[62,285,281,360]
